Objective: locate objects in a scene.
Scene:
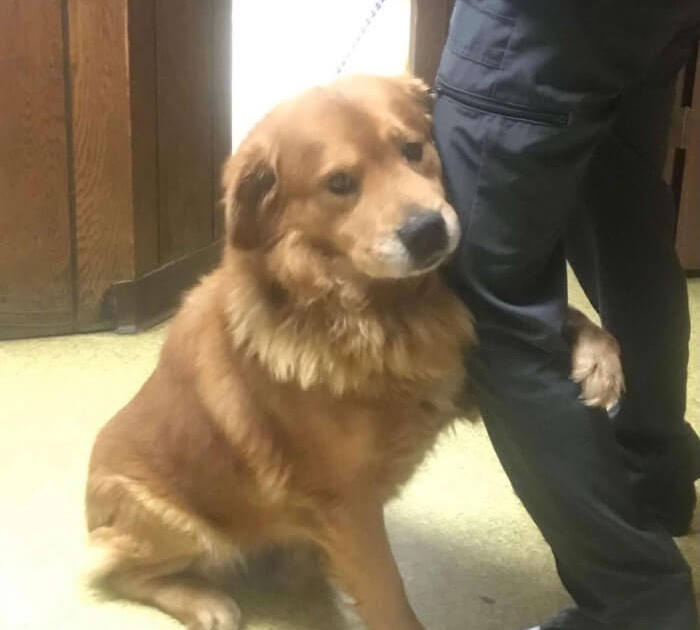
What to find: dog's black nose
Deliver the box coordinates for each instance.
[397,211,448,267]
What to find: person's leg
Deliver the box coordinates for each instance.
[433,1,699,627]
[566,34,700,536]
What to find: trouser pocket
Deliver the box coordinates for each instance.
[434,82,569,128]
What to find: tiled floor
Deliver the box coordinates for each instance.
[0,276,697,630]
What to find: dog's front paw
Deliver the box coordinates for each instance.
[331,586,368,630]
[570,325,625,413]
[185,594,242,630]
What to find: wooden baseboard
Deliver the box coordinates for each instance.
[0,316,75,341]
[106,240,223,333]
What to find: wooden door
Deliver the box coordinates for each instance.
[0,0,231,339]
[0,0,74,337]
[410,0,455,84]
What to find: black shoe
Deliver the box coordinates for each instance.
[534,606,609,629]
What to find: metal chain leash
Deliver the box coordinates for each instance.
[335,0,390,75]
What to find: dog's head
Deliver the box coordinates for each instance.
[222,75,460,283]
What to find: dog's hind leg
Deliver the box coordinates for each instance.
[85,478,242,630]
[111,565,242,630]
[87,524,242,630]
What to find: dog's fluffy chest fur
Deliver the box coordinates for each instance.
[156,264,474,522]
[86,260,474,550]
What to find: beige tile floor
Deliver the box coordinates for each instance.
[0,275,698,630]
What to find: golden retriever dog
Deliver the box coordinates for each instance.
[85,75,623,630]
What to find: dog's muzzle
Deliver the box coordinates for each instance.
[396,210,449,269]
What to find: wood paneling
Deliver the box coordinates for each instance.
[68,0,135,329]
[0,0,232,338]
[0,0,74,338]
[156,0,215,263]
[675,46,700,272]
[212,0,233,239]
[128,0,160,276]
[663,71,686,186]
[409,0,455,84]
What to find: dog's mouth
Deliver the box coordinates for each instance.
[411,250,449,271]
[369,236,456,279]
[397,246,455,279]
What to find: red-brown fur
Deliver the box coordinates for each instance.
[85,75,623,630]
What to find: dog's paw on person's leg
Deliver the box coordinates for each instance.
[567,307,625,414]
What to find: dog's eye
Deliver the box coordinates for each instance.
[401,141,423,163]
[326,171,358,196]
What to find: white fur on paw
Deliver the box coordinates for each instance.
[571,329,625,413]
[331,585,367,629]
[187,597,242,630]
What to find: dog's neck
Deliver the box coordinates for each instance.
[221,242,474,396]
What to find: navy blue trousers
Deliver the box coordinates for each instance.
[433,1,700,628]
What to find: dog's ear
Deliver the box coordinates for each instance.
[222,144,278,250]
[397,74,435,114]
